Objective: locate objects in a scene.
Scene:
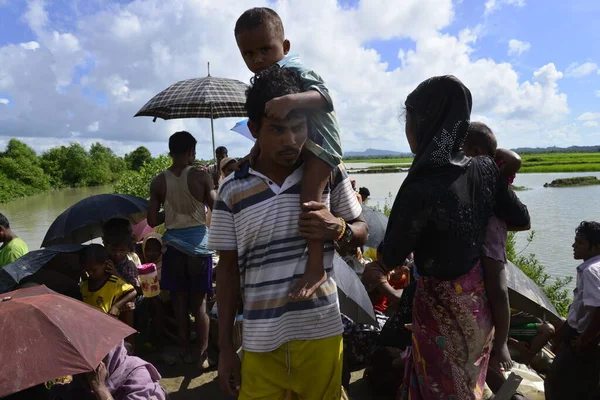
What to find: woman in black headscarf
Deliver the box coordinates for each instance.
[383,76,529,400]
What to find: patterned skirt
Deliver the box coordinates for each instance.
[399,264,493,400]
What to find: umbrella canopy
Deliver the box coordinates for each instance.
[0,286,136,397]
[506,261,561,324]
[42,194,148,247]
[0,244,86,293]
[231,118,256,142]
[361,205,389,249]
[134,76,248,120]
[333,253,377,325]
[132,218,154,241]
[134,72,249,162]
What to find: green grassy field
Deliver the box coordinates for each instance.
[344,157,414,164]
[344,152,600,173]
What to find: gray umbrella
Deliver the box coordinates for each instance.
[361,205,388,249]
[42,194,148,247]
[134,64,248,162]
[0,244,86,293]
[506,261,562,324]
[333,253,377,325]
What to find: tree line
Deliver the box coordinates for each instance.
[0,139,154,203]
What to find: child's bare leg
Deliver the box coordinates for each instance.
[290,153,331,299]
[482,257,513,372]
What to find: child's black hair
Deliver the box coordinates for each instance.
[81,244,110,265]
[245,66,304,129]
[234,7,284,40]
[102,218,134,246]
[576,221,600,248]
[464,121,497,156]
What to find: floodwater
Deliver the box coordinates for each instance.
[3,170,599,288]
[352,170,600,288]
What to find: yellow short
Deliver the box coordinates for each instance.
[239,335,344,400]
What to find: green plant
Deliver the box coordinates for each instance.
[507,231,573,317]
[372,192,394,217]
[114,155,172,198]
[125,146,153,171]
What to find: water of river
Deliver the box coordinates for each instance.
[2,172,599,288]
[350,170,600,289]
[1,186,112,249]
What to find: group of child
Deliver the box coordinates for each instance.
[80,218,165,354]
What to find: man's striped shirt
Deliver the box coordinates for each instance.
[207,163,362,352]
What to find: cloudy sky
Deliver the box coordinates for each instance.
[0,0,599,159]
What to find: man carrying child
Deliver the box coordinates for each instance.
[235,7,345,299]
[209,66,367,399]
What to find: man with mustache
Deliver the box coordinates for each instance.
[208,66,368,399]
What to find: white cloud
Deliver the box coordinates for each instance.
[584,121,599,128]
[484,0,525,16]
[507,39,530,56]
[87,121,100,132]
[23,0,48,35]
[0,0,575,158]
[595,90,600,97]
[0,98,9,105]
[20,41,40,51]
[577,112,600,121]
[565,62,598,78]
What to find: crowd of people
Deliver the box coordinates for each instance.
[2,5,600,400]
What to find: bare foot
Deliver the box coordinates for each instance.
[490,343,513,372]
[289,270,327,299]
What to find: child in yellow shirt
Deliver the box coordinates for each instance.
[81,244,137,321]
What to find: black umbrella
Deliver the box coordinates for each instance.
[41,194,148,247]
[134,64,248,162]
[506,261,562,324]
[0,244,86,293]
[333,253,377,325]
[361,205,389,249]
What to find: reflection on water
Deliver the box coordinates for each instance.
[351,171,600,289]
[1,186,112,249]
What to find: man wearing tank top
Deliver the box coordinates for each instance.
[148,131,215,368]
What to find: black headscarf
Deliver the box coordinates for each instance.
[383,76,474,274]
[403,75,472,183]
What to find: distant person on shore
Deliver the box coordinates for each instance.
[350,178,363,203]
[0,213,28,269]
[359,187,370,204]
[463,122,531,373]
[208,146,228,188]
[235,7,345,299]
[383,76,530,399]
[148,131,215,368]
[545,221,600,400]
[219,156,238,182]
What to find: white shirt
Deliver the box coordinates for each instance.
[567,254,600,333]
